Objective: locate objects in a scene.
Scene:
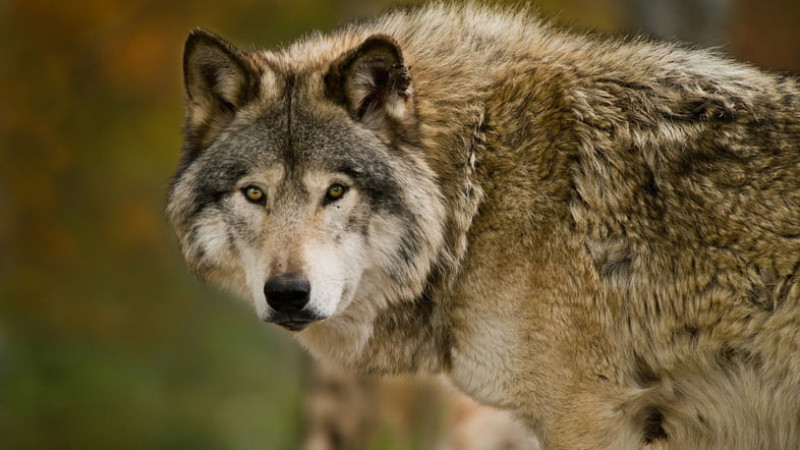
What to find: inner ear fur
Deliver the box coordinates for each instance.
[182,29,261,152]
[324,35,414,127]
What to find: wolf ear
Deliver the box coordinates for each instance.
[182,29,261,151]
[324,35,414,131]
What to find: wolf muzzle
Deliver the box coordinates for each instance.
[264,273,320,331]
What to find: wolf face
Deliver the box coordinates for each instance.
[167,30,446,332]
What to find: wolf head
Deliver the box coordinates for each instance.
[167,30,446,332]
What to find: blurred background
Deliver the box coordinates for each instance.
[1,1,799,449]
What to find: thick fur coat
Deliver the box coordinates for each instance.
[167,4,800,449]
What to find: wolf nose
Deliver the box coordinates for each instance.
[264,273,311,314]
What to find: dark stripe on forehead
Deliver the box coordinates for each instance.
[282,72,311,200]
[283,73,298,171]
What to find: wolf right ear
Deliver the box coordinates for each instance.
[182,29,261,152]
[324,35,415,134]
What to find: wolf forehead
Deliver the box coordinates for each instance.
[168,26,434,227]
[184,101,388,177]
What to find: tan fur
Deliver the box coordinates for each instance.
[169,4,800,449]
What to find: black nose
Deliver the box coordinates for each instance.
[264,273,310,314]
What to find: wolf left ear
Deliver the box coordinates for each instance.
[182,29,261,152]
[325,35,414,131]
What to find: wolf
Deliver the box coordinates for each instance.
[167,3,800,449]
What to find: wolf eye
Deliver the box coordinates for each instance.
[325,184,347,202]
[242,186,265,204]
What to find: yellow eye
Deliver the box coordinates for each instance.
[243,186,265,203]
[326,184,346,201]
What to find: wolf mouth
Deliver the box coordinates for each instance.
[268,312,323,331]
